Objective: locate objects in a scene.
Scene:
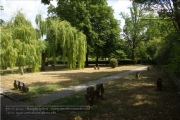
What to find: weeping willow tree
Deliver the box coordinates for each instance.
[35,14,47,39]
[45,18,87,69]
[1,26,17,71]
[0,11,46,73]
[35,14,48,71]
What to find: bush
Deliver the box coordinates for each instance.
[118,60,137,65]
[110,58,118,68]
[0,66,7,70]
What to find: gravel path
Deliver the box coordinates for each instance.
[33,66,147,105]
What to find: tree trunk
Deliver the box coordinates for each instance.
[96,55,99,66]
[85,50,89,67]
[41,52,46,71]
[131,48,135,61]
[19,66,24,75]
[131,42,135,61]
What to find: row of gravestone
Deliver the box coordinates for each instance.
[13,80,29,93]
[85,83,104,106]
[94,65,100,70]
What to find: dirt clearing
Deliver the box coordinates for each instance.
[1,65,144,91]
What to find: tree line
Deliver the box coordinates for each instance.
[1,0,180,77]
[1,11,86,73]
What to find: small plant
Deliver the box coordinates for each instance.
[75,116,82,120]
[109,58,118,68]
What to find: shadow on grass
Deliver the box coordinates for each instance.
[45,67,180,120]
[26,70,130,98]
[25,85,61,98]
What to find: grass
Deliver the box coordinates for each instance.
[46,67,180,120]
[25,84,62,98]
[1,65,142,98]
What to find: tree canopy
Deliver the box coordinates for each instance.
[46,0,121,66]
[131,0,180,76]
[1,11,87,73]
[1,11,46,72]
[132,0,180,33]
[45,17,87,69]
[35,14,87,69]
[120,2,151,60]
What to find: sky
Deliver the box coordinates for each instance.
[0,0,132,28]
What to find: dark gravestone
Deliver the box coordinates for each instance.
[85,86,94,106]
[14,80,18,89]
[97,65,100,70]
[14,80,29,93]
[96,83,104,100]
[17,81,21,90]
[136,71,141,79]
[157,78,162,91]
[95,84,101,99]
[19,82,24,91]
[94,64,100,70]
[100,83,104,100]
[147,67,150,71]
[22,83,29,93]
[94,66,96,70]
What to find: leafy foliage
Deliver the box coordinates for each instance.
[120,2,148,60]
[154,32,180,76]
[109,58,118,68]
[39,17,87,69]
[133,0,180,33]
[1,11,45,72]
[53,0,121,65]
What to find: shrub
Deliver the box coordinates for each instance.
[110,58,118,68]
[118,60,137,65]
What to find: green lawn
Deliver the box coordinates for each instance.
[46,67,180,120]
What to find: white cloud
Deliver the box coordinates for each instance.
[0,0,49,28]
[0,0,131,28]
[107,0,132,28]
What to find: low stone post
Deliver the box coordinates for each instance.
[94,66,96,70]
[96,83,104,100]
[14,80,18,89]
[136,71,141,79]
[157,78,162,91]
[22,83,29,93]
[85,86,94,106]
[147,67,150,71]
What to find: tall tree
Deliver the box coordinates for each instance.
[1,24,17,70]
[120,2,146,60]
[133,0,180,33]
[55,0,94,66]
[46,18,87,69]
[45,0,121,66]
[133,0,180,77]
[35,14,47,71]
[134,13,167,60]
[1,11,46,73]
[89,3,121,63]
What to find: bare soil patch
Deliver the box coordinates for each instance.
[1,65,143,91]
